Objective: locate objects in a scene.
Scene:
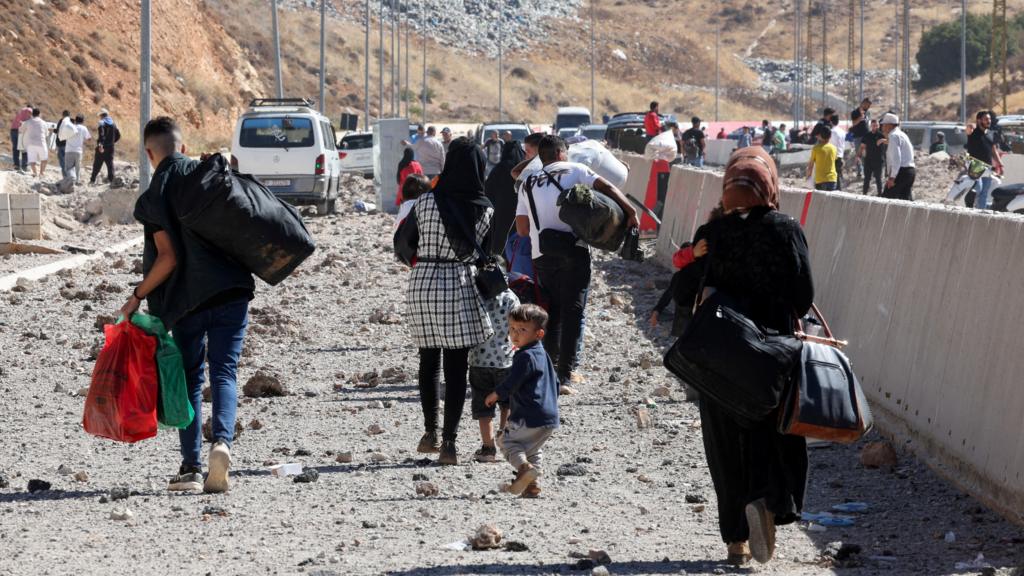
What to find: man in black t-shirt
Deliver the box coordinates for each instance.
[965,110,1003,209]
[858,119,885,195]
[681,116,706,167]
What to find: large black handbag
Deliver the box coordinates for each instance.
[176,154,316,285]
[778,305,873,443]
[663,290,803,428]
[393,209,418,267]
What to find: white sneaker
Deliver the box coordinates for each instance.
[204,441,232,494]
[168,466,203,492]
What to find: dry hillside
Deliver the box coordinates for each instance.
[2,0,1023,155]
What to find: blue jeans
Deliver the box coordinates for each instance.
[57,145,66,175]
[687,156,704,168]
[974,176,995,210]
[172,299,249,467]
[10,129,25,169]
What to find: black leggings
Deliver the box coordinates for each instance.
[417,347,469,442]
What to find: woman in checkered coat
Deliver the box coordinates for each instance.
[407,137,495,465]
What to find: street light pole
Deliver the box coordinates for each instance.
[590,0,596,117]
[960,0,967,124]
[859,0,864,102]
[421,0,427,125]
[715,26,720,122]
[404,4,410,117]
[364,0,370,129]
[396,2,401,118]
[378,0,383,118]
[139,0,151,191]
[497,8,503,121]
[319,0,326,114]
[272,0,283,98]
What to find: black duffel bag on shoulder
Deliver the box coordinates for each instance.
[175,154,316,285]
[663,290,803,428]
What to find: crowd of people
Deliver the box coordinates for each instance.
[9,104,120,185]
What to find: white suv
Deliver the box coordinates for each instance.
[338,131,374,178]
[231,98,342,214]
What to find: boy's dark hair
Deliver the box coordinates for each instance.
[829,114,840,126]
[62,110,70,117]
[143,116,182,154]
[401,173,431,201]
[31,108,40,117]
[812,123,832,140]
[976,110,990,121]
[524,132,545,147]
[74,114,85,124]
[649,101,658,111]
[537,135,566,163]
[822,107,836,117]
[509,303,548,330]
[851,109,862,121]
[691,116,701,126]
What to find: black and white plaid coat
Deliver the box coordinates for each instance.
[406,193,495,350]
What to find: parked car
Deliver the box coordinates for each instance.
[474,122,532,145]
[725,126,765,143]
[605,112,677,154]
[900,121,967,155]
[338,131,374,178]
[575,124,608,142]
[553,106,592,133]
[232,98,342,214]
[557,127,579,139]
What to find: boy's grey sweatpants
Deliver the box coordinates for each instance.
[497,420,554,469]
[64,151,82,183]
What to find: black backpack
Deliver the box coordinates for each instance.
[113,125,122,143]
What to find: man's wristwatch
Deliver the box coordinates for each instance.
[132,287,144,300]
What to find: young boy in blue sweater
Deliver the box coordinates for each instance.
[485,304,560,498]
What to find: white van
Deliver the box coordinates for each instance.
[232,98,342,214]
[553,106,592,134]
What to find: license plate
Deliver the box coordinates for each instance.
[263,179,291,187]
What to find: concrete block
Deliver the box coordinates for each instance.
[12,224,42,240]
[0,224,10,244]
[10,209,22,226]
[7,193,39,210]
[21,208,40,226]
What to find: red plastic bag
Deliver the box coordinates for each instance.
[82,320,159,443]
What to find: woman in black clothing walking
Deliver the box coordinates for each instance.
[698,146,814,565]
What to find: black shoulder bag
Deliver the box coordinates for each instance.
[434,195,508,300]
[393,207,418,267]
[524,170,578,258]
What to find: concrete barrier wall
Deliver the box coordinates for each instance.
[0,193,11,244]
[3,193,42,240]
[705,139,737,166]
[643,162,1024,524]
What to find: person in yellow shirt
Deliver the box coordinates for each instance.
[807,123,838,191]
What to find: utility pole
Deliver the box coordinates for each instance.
[421,0,427,125]
[139,0,151,191]
[391,2,396,116]
[272,0,283,98]
[378,0,383,118]
[859,0,864,102]
[405,4,410,118]
[396,2,401,118]
[991,0,1008,114]
[590,0,596,117]
[364,0,370,129]
[821,0,827,114]
[497,7,503,121]
[903,0,911,119]
[793,0,800,127]
[847,0,855,107]
[960,0,966,123]
[319,0,326,114]
[715,26,720,122]
[807,2,814,115]
[893,0,899,114]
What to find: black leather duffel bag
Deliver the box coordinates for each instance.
[175,154,316,285]
[663,290,803,428]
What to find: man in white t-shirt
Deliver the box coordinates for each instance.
[63,114,91,184]
[514,135,638,389]
[828,112,847,190]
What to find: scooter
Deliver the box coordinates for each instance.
[943,154,1001,208]
[988,183,1024,214]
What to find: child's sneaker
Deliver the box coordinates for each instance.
[509,466,539,495]
[473,444,497,463]
[438,440,458,465]
[521,481,541,498]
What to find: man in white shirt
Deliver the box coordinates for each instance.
[402,125,445,178]
[880,113,915,201]
[828,113,847,190]
[64,114,91,184]
[21,108,50,178]
[514,135,638,389]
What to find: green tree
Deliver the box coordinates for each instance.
[915,13,991,89]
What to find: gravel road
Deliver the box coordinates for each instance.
[1,176,1022,576]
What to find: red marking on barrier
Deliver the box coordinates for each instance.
[800,191,813,227]
[641,160,670,232]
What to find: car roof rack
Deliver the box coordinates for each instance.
[249,98,315,108]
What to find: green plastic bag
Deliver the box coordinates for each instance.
[130,313,194,429]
